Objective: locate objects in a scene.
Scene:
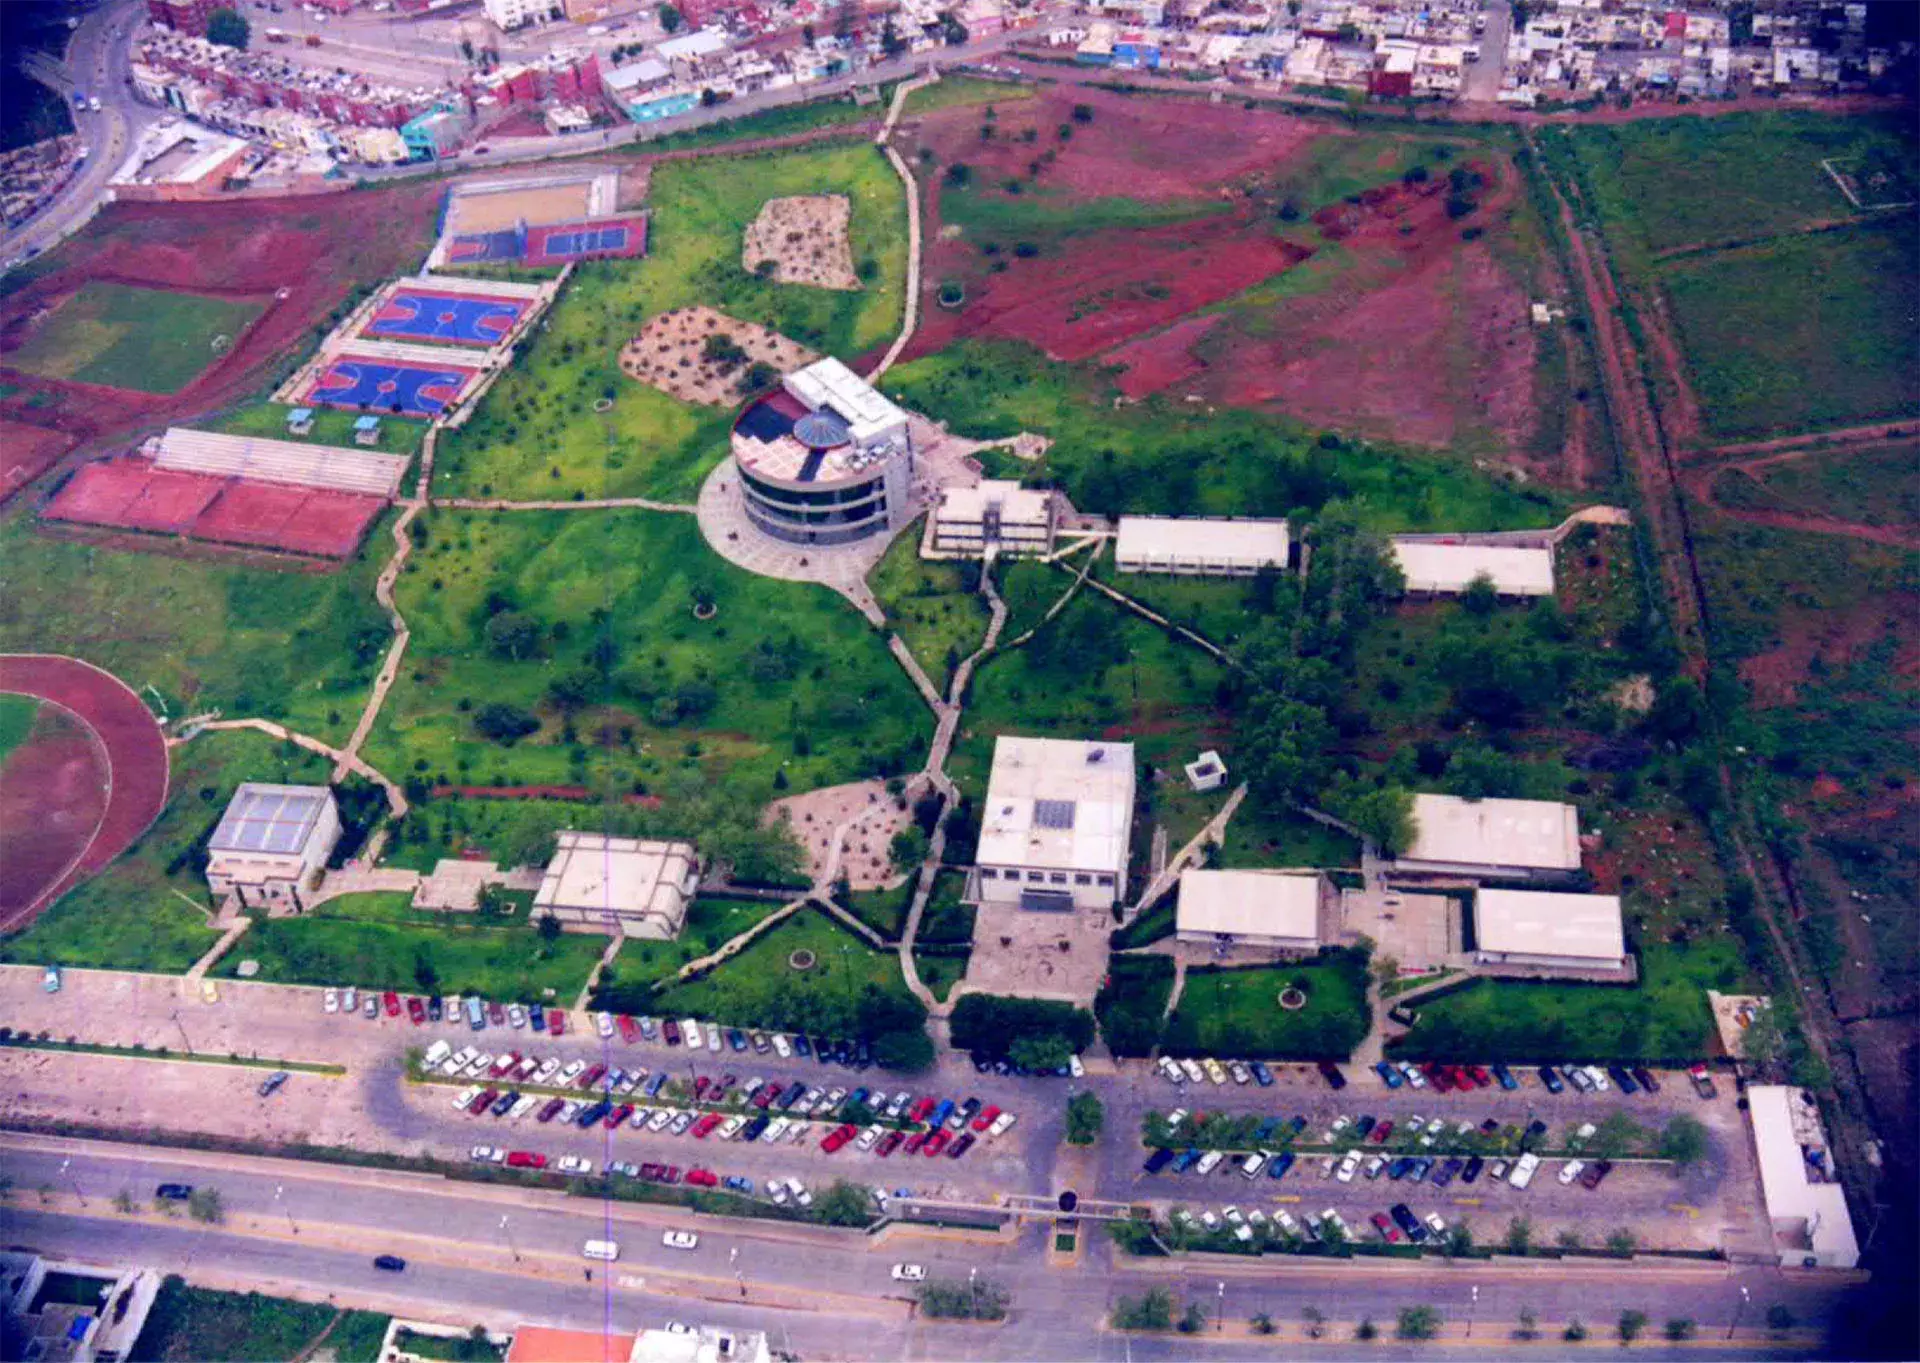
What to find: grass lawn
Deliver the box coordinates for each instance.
[844,880,913,939]
[871,525,989,692]
[1095,565,1272,654]
[0,507,391,747]
[435,143,906,503]
[887,340,1564,530]
[214,890,608,1002]
[6,281,263,394]
[1218,801,1361,871]
[1553,111,1917,264]
[203,399,428,460]
[904,75,1035,115]
[594,895,789,999]
[915,949,969,1002]
[1660,223,1919,439]
[1162,952,1370,1060]
[918,869,974,944]
[394,1329,505,1362]
[0,693,40,765]
[0,730,329,973]
[365,508,925,803]
[130,1279,375,1363]
[649,904,918,1034]
[1714,440,1920,531]
[1390,939,1743,1065]
[629,94,880,154]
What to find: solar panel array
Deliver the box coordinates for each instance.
[1033,798,1078,830]
[210,785,328,855]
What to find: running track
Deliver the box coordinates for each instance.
[0,655,170,932]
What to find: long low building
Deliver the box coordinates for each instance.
[1394,793,1582,880]
[1472,888,1626,971]
[931,479,1056,558]
[1176,868,1329,953]
[1392,539,1555,597]
[1116,516,1290,576]
[1747,1085,1860,1269]
[150,426,410,498]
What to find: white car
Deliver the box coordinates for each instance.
[988,1112,1017,1138]
[1400,1062,1427,1089]
[824,1087,847,1108]
[1240,1153,1267,1179]
[1227,1061,1251,1085]
[681,1019,703,1050]
[1158,1056,1186,1084]
[559,1060,586,1085]
[773,1033,792,1059]
[508,1094,539,1120]
[1335,1150,1363,1183]
[1195,1150,1224,1175]
[451,1086,481,1111]
[718,1115,746,1140]
[1326,1115,1351,1141]
[884,1092,909,1120]
[1200,1210,1220,1231]
[1585,1065,1611,1092]
[1573,1121,1598,1146]
[323,988,339,1014]
[1274,1209,1300,1237]
[669,1111,694,1135]
[1424,1212,1447,1237]
[1068,1053,1085,1078]
[1179,1058,1205,1084]
[1558,1160,1586,1186]
[595,1012,615,1039]
[1166,1108,1189,1131]
[469,1145,502,1162]
[856,1125,883,1152]
[786,1177,812,1207]
[515,1056,539,1081]
[1363,1155,1386,1180]
[534,1058,560,1083]
[507,1004,527,1029]
[341,987,357,1013]
[662,1230,699,1250]
[891,1264,926,1282]
[647,1108,674,1132]
[799,1087,824,1114]
[762,1117,791,1143]
[464,1054,493,1079]
[1425,1117,1445,1136]
[1223,1206,1245,1227]
[706,1028,722,1053]
[557,1155,593,1175]
[769,1183,789,1205]
[787,1120,812,1144]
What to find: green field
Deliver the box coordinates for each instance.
[870,525,990,692]
[0,730,329,973]
[0,693,39,765]
[887,340,1564,530]
[1161,951,1371,1060]
[130,1277,387,1363]
[0,508,391,746]
[364,508,926,801]
[213,890,608,1002]
[937,183,1230,245]
[1218,802,1361,871]
[593,895,790,1002]
[1661,223,1920,439]
[435,143,906,502]
[1554,111,1917,262]
[5,281,262,394]
[1713,441,1920,533]
[203,399,428,460]
[903,75,1036,116]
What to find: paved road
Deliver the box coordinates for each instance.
[1462,3,1512,103]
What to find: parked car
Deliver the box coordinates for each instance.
[1537,1065,1565,1094]
[1632,1066,1660,1093]
[1558,1159,1586,1186]
[1688,1063,1718,1099]
[891,1264,926,1282]
[1375,1061,1403,1089]
[1143,1147,1176,1175]
[1317,1061,1347,1090]
[373,1255,407,1272]
[663,1230,699,1250]
[1491,1062,1518,1090]
[257,1071,290,1098]
[1579,1159,1614,1190]
[1608,1065,1639,1094]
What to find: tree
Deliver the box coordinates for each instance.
[889,826,929,873]
[1009,1032,1071,1073]
[1665,1318,1695,1341]
[1443,1219,1474,1258]
[536,912,562,943]
[871,1026,933,1073]
[1251,1312,1275,1335]
[484,611,542,660]
[1071,102,1095,122]
[1605,1227,1638,1258]
[412,949,439,993]
[187,1188,224,1224]
[1591,1111,1646,1159]
[1658,1114,1709,1170]
[1503,1215,1533,1255]
[814,1180,875,1227]
[1618,1309,1647,1343]
[1065,1091,1104,1145]
[1301,1305,1326,1339]
[1177,1303,1208,1333]
[1370,953,1401,990]
[1112,1287,1174,1331]
[658,2,683,31]
[1396,1306,1440,1340]
[1564,1318,1587,1341]
[1460,571,1499,616]
[1337,785,1416,857]
[206,6,250,49]
[1355,1317,1378,1341]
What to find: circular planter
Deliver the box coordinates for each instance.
[789,949,816,971]
[592,397,614,413]
[1278,986,1308,1012]
[936,282,966,310]
[692,602,718,621]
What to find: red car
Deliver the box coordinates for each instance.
[577,1064,606,1090]
[1425,1063,1452,1093]
[1468,1065,1493,1089]
[606,1103,634,1129]
[547,1011,566,1037]
[382,990,401,1018]
[1370,1120,1395,1144]
[692,1076,711,1100]
[505,1150,547,1169]
[657,1165,681,1184]
[903,1132,928,1155]
[490,1051,520,1078]
[406,996,426,1025]
[488,1000,507,1026]
[821,1123,858,1153]
[971,1104,1001,1133]
[947,1133,976,1159]
[691,1113,723,1139]
[686,1168,718,1188]
[1370,1213,1403,1244]
[536,1098,565,1123]
[468,1088,498,1115]
[752,1085,778,1110]
[617,1014,640,1044]
[922,1130,951,1157]
[876,1130,905,1157]
[906,1097,936,1125]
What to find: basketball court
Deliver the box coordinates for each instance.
[363,288,532,347]
[305,356,479,419]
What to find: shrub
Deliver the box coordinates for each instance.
[1618,1310,1647,1343]
[1112,1288,1174,1331]
[1397,1306,1440,1340]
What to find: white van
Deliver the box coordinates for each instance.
[582,1239,621,1261]
[423,1039,452,1068]
[1509,1152,1541,1190]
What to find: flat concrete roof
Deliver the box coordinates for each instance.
[1403,793,1582,872]
[534,831,696,919]
[1475,888,1624,963]
[783,357,906,447]
[1177,868,1322,940]
[937,479,1052,527]
[1747,1085,1860,1268]
[1392,540,1555,595]
[977,736,1135,876]
[1116,515,1289,568]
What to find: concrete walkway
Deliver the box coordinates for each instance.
[185,919,251,981]
[177,718,409,820]
[1125,782,1248,923]
[572,931,625,1013]
[433,496,694,514]
[867,70,935,381]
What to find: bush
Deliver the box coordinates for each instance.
[950,994,1094,1058]
[1397,1306,1440,1340]
[1112,1287,1174,1331]
[1618,1310,1647,1343]
[1665,1318,1695,1342]
[917,1277,1009,1320]
[1065,1091,1104,1145]
[473,702,539,744]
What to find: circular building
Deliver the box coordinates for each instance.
[731,357,915,546]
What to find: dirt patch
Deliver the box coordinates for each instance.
[445,180,593,234]
[619,305,816,406]
[1105,314,1225,399]
[0,703,109,921]
[0,655,170,932]
[765,779,906,890]
[0,420,74,505]
[743,194,859,291]
[1737,596,1919,707]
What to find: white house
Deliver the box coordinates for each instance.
[533,832,699,939]
[1175,868,1329,953]
[204,783,341,912]
[1393,793,1582,881]
[973,736,1135,911]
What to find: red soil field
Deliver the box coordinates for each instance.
[0,705,109,923]
[0,420,76,505]
[0,655,170,931]
[1106,314,1225,399]
[0,182,442,474]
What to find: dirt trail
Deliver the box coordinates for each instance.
[1679,462,1920,550]
[1691,420,1920,463]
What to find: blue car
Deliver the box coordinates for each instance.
[1172,1147,1202,1174]
[528,1003,545,1031]
[724,1175,755,1194]
[1375,1061,1404,1089]
[1266,1152,1295,1180]
[1249,1061,1275,1087]
[1491,1062,1518,1090]
[644,1073,668,1098]
[1388,1157,1411,1180]
[793,1034,811,1058]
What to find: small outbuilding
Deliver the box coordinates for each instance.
[1115,516,1290,576]
[1471,888,1627,973]
[533,832,699,939]
[286,407,316,437]
[1184,749,1227,793]
[1393,793,1582,881]
[205,783,341,912]
[352,414,382,447]
[1175,868,1329,953]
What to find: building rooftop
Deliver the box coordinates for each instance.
[1402,793,1582,872]
[152,426,408,498]
[209,783,333,856]
[783,357,907,446]
[1474,888,1624,963]
[1176,868,1321,940]
[1116,515,1290,567]
[977,736,1135,876]
[534,832,697,919]
[1747,1085,1860,1269]
[937,479,1052,525]
[733,358,907,489]
[1391,540,1555,595]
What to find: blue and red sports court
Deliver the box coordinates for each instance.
[363,288,531,347]
[304,357,477,419]
[446,213,649,269]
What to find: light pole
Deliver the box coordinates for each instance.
[731,1246,745,1299]
[1466,1284,1479,1338]
[968,1266,977,1320]
[501,1214,520,1263]
[58,1158,85,1207]
[1216,1280,1225,1333]
[1727,1284,1750,1340]
[274,1184,298,1235]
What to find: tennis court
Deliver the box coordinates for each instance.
[305,357,477,419]
[525,215,649,266]
[363,289,531,347]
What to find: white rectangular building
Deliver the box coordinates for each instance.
[205,783,341,911]
[483,0,562,30]
[1176,868,1327,953]
[534,832,699,939]
[1116,516,1290,576]
[1472,888,1626,970]
[783,357,911,459]
[1391,540,1555,597]
[931,480,1056,558]
[974,737,1135,911]
[1747,1085,1860,1269]
[1394,793,1582,880]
